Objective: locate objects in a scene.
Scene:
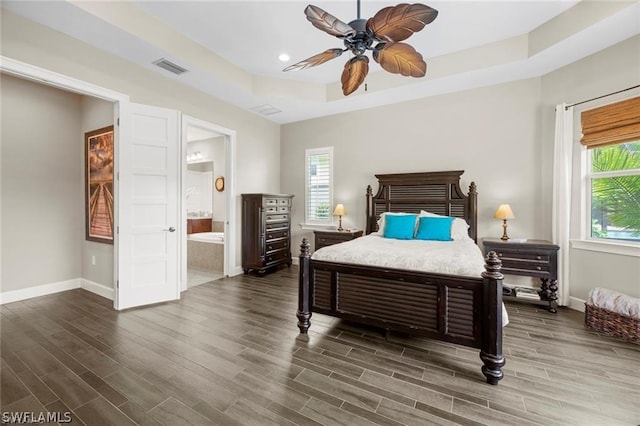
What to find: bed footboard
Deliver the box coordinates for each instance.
[296,238,505,385]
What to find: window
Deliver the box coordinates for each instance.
[305,147,333,224]
[582,97,640,242]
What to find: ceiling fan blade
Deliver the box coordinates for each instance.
[367,3,438,43]
[305,5,356,38]
[341,56,369,96]
[283,49,344,72]
[373,42,426,77]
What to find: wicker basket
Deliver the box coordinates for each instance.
[585,303,640,344]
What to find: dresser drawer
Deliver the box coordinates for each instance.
[265,197,290,206]
[266,229,289,241]
[266,239,289,253]
[266,204,290,214]
[266,221,289,230]
[265,250,289,265]
[266,213,289,223]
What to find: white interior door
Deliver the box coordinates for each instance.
[116,103,180,309]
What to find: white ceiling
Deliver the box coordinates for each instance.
[3,1,639,123]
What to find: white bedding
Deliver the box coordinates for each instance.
[312,234,509,325]
[313,234,486,277]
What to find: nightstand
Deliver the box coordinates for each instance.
[483,238,560,313]
[314,229,363,250]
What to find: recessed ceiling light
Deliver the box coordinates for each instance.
[278,53,290,62]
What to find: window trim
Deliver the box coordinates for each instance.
[571,239,640,257]
[304,146,334,226]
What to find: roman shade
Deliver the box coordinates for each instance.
[581,96,640,148]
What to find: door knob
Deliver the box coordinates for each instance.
[163,227,176,232]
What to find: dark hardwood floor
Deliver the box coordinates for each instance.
[2,266,639,425]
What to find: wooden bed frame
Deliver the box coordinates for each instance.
[297,171,506,385]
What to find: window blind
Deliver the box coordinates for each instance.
[581,96,640,149]
[306,150,331,222]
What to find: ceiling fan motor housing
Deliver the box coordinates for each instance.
[344,19,375,56]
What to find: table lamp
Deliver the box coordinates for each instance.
[494,204,515,241]
[333,204,346,231]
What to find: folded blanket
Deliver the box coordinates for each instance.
[588,288,640,319]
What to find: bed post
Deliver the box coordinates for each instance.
[365,185,373,234]
[297,238,312,334]
[480,251,505,385]
[468,182,478,243]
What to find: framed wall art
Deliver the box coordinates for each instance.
[85,125,114,244]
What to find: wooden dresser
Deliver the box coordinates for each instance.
[241,193,294,274]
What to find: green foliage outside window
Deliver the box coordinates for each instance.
[591,141,640,240]
[316,203,330,219]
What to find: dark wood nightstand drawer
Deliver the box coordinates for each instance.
[314,230,363,250]
[495,250,550,262]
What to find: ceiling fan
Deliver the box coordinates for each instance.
[283,1,438,96]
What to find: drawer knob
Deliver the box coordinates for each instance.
[497,253,503,257]
[268,246,273,250]
[536,256,542,260]
[536,266,542,271]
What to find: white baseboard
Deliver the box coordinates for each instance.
[0,277,116,304]
[291,257,299,266]
[569,296,586,312]
[0,278,80,304]
[81,279,114,300]
[232,266,245,277]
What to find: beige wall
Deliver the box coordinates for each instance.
[1,74,83,292]
[1,10,282,282]
[541,35,640,301]
[282,78,543,251]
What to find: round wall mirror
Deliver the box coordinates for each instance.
[215,176,225,192]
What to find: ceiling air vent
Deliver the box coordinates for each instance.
[250,104,282,116]
[152,58,188,75]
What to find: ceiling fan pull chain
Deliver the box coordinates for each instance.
[357,0,361,20]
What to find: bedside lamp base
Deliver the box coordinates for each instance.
[501,219,509,241]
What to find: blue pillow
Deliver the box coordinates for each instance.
[415,216,454,241]
[383,214,417,240]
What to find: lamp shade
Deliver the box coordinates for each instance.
[333,204,346,216]
[494,204,515,220]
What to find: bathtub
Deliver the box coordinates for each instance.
[188,232,224,272]
[188,231,224,244]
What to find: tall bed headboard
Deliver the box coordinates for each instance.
[365,170,478,242]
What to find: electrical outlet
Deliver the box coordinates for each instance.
[91,255,96,266]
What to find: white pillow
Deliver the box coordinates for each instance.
[419,210,471,241]
[372,212,417,236]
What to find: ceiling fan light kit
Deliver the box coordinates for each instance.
[284,1,438,96]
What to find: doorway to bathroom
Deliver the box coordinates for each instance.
[181,116,236,290]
